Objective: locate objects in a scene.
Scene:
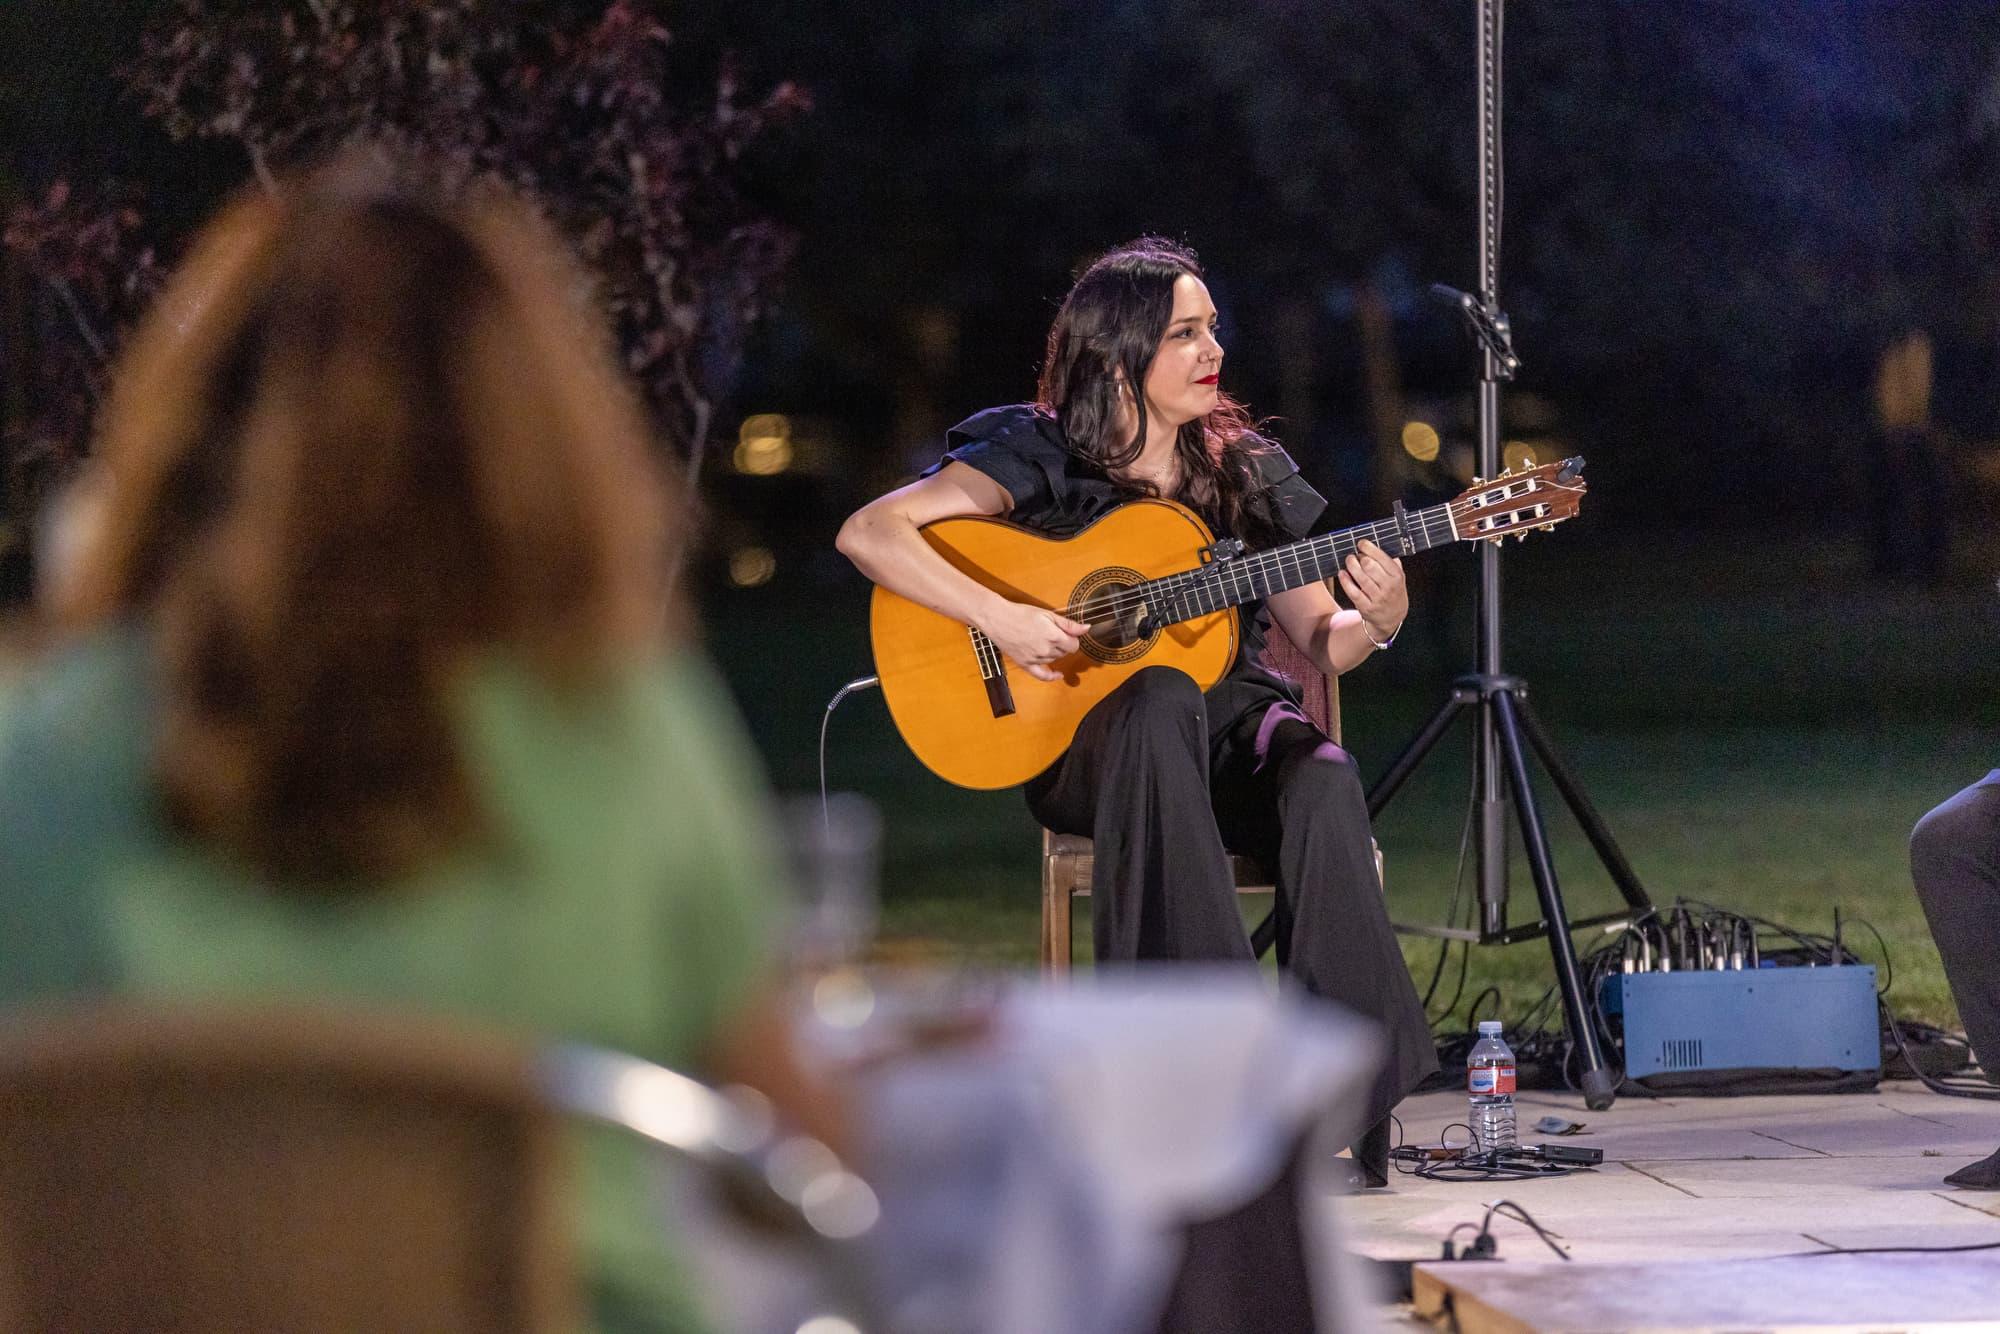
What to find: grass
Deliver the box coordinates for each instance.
[705,527,2000,1037]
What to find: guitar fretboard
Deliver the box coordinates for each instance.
[1109,501,1459,628]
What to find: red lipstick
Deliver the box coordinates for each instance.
[1196,374,1219,385]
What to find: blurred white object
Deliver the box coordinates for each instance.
[993,972,1387,1334]
[783,792,882,974]
[811,970,1387,1334]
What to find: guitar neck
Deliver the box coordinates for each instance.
[1142,501,1459,626]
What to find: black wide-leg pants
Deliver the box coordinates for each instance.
[1025,665,1439,1132]
[1911,771,2000,1074]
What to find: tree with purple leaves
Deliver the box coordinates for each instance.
[4,0,807,585]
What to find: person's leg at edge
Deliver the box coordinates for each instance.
[1026,665,1253,965]
[1911,771,2000,1187]
[1213,706,1440,1185]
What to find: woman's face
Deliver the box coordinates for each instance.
[1140,273,1224,431]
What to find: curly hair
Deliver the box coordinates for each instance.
[61,157,676,883]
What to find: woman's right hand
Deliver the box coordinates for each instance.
[977,602,1092,682]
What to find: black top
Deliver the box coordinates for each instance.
[924,403,1329,723]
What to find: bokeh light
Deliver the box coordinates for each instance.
[735,413,794,476]
[728,546,777,587]
[1401,420,1441,462]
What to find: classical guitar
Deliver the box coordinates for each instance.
[870,457,1587,789]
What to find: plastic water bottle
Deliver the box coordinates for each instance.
[1467,1020,1518,1154]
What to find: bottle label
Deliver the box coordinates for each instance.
[1468,1065,1516,1096]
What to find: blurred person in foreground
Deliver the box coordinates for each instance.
[0,159,831,1332]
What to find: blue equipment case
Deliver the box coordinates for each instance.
[1604,965,1880,1080]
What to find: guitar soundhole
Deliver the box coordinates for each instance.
[1071,567,1159,664]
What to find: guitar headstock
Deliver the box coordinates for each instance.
[1447,456,1587,543]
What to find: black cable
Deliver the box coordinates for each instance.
[1583,940,1624,1061]
[1570,928,1627,1093]
[1417,921,1456,1013]
[1423,732,1485,1027]
[1410,1153,1580,1183]
[1507,981,1559,1039]
[1679,898,1843,963]
[1789,1238,2000,1258]
[1526,908,1657,1092]
[1843,913,1893,998]
[1481,1199,1570,1261]
[1881,1000,2000,1101]
[1420,820,1473,1015]
[1886,1017,1981,1086]
[1896,1017,1973,1050]
[1390,1124,1593,1184]
[1434,936,1473,1032]
[1463,985,1502,1033]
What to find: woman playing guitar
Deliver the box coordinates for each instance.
[837,238,1438,1183]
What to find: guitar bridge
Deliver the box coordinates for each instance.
[969,627,1016,718]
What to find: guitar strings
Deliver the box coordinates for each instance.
[980,632,1001,679]
[968,624,1003,681]
[1056,480,1577,627]
[974,478,1580,674]
[1069,522,1400,624]
[1062,503,1448,625]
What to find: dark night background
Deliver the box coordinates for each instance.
[5,1,2000,1016]
[16,3,2000,542]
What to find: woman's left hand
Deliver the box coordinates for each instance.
[1337,538,1408,643]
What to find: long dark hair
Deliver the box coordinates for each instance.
[1035,237,1282,546]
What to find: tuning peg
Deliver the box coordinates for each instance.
[1472,475,1485,485]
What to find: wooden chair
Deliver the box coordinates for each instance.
[0,1004,877,1333]
[0,1003,574,1333]
[1040,624,1375,972]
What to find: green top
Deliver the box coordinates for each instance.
[0,628,787,1333]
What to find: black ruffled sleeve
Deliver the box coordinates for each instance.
[920,404,1074,528]
[923,406,1325,545]
[1246,442,1328,542]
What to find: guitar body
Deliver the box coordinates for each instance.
[867,454,1589,789]
[869,499,1240,789]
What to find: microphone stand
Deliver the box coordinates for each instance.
[1369,0,1651,1111]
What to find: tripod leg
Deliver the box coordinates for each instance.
[1366,693,1471,818]
[1513,694,1652,913]
[1492,689,1617,1111]
[1476,696,1510,938]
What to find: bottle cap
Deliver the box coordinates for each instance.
[1477,1020,1504,1035]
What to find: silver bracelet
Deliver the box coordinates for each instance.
[1363,618,1402,651]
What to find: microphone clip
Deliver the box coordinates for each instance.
[1429,283,1522,381]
